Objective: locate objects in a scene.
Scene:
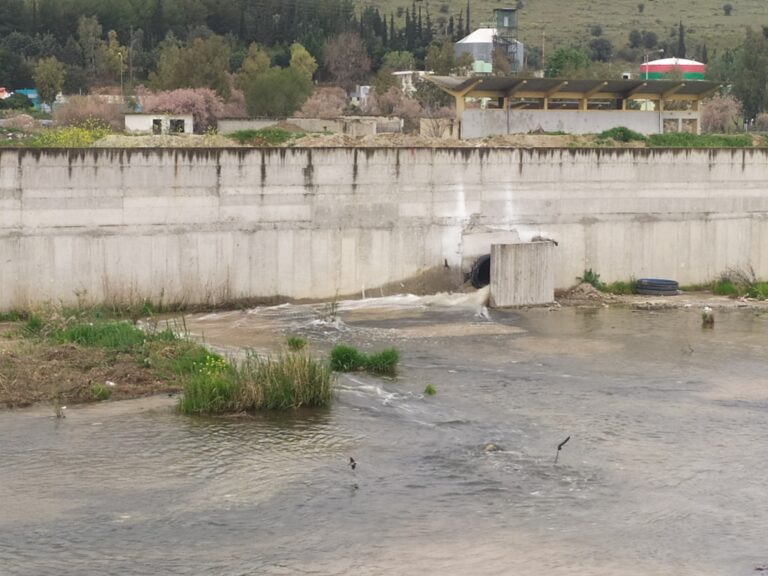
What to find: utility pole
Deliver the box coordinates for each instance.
[119,52,124,101]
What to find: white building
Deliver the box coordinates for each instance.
[124,113,194,135]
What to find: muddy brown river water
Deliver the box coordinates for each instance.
[1,295,767,575]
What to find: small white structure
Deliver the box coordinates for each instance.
[392,70,428,95]
[351,85,371,108]
[124,113,194,135]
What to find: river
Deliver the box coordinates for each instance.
[1,295,766,575]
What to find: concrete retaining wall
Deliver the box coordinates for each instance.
[1,147,768,309]
[218,117,397,137]
[462,109,663,137]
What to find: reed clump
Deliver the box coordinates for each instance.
[177,352,238,415]
[234,351,334,410]
[330,344,400,377]
[177,349,334,414]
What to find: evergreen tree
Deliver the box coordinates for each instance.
[677,21,686,58]
[466,1,471,33]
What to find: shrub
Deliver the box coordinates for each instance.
[29,123,110,147]
[89,383,112,401]
[755,113,768,132]
[700,95,742,134]
[713,278,738,296]
[330,345,366,372]
[0,93,33,110]
[647,133,752,148]
[25,315,43,335]
[365,348,400,377]
[227,128,299,146]
[295,87,347,119]
[365,86,422,132]
[138,86,224,133]
[577,268,605,290]
[598,126,646,142]
[220,88,247,119]
[53,95,126,130]
[746,282,768,300]
[0,310,24,322]
[605,279,637,294]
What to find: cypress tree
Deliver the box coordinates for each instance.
[466,1,471,33]
[677,21,686,58]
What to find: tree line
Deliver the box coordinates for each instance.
[2,0,768,127]
[0,0,473,93]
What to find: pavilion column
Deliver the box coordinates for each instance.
[658,98,664,133]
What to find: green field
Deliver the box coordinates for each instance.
[357,0,762,60]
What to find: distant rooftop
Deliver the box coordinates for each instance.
[456,28,497,44]
[428,76,720,101]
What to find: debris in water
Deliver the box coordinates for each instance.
[483,442,502,452]
[554,435,571,463]
[476,306,492,321]
[702,306,714,328]
[349,457,357,471]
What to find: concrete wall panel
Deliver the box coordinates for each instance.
[490,242,555,307]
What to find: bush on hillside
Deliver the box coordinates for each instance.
[137,86,224,133]
[54,95,126,130]
[295,87,347,119]
[700,94,741,134]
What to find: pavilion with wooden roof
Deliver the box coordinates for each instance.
[427,76,721,138]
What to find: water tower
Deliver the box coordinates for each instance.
[493,7,521,73]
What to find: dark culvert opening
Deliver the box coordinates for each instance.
[470,254,491,288]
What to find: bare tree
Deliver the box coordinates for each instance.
[324,31,371,92]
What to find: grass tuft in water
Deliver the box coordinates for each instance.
[330,344,400,377]
[364,348,400,377]
[330,345,366,372]
[286,336,307,351]
[177,352,237,414]
[424,383,437,395]
[234,351,334,410]
[177,350,334,414]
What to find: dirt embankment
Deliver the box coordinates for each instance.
[556,283,768,311]
[0,323,180,410]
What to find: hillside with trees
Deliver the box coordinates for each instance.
[0,0,767,134]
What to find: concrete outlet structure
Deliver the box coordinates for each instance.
[490,242,555,307]
[1,147,768,309]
